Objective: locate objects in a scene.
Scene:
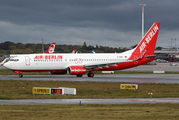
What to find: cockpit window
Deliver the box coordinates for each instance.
[10,59,19,61]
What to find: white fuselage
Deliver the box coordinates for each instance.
[3,49,133,71]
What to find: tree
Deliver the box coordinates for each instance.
[17,43,25,49]
[26,48,34,54]
[4,41,15,46]
[83,42,87,48]
[0,43,10,50]
[10,45,16,50]
[131,44,138,49]
[155,46,163,50]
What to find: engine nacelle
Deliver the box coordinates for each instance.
[49,70,67,75]
[67,66,86,75]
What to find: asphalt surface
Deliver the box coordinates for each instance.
[121,62,179,72]
[1,74,179,84]
[1,98,179,105]
[1,63,179,84]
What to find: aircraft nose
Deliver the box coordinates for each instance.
[3,62,11,69]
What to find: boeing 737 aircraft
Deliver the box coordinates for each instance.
[44,43,56,54]
[2,23,160,78]
[72,50,75,54]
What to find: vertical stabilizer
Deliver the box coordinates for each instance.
[72,50,75,54]
[128,23,160,60]
[45,43,56,54]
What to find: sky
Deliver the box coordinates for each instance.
[0,0,179,48]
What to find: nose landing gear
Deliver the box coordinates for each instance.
[19,74,23,78]
[13,71,23,78]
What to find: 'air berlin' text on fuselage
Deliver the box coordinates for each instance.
[34,55,63,60]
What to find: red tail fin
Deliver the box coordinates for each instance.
[45,43,56,54]
[128,23,160,60]
[72,50,75,53]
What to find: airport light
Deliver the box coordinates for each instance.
[174,38,176,49]
[139,4,147,39]
[148,92,153,98]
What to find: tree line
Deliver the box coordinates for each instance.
[0,41,130,57]
[0,41,163,57]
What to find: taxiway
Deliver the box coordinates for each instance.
[0,74,179,84]
[1,98,179,105]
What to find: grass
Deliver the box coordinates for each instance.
[1,79,179,119]
[0,80,179,99]
[1,69,179,119]
[0,103,179,120]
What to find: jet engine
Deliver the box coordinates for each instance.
[67,66,86,75]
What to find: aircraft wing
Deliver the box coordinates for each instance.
[84,60,131,69]
[84,53,156,69]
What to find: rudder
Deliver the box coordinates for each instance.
[128,23,160,60]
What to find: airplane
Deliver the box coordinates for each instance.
[92,50,96,54]
[2,23,160,78]
[41,38,56,54]
[44,43,56,54]
[72,50,75,54]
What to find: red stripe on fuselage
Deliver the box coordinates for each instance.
[13,70,67,72]
[93,57,155,71]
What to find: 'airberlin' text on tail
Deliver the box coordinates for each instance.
[140,24,159,53]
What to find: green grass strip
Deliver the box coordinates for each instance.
[0,104,179,120]
[0,80,179,99]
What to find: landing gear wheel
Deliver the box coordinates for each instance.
[87,72,94,77]
[19,74,23,78]
[76,75,83,77]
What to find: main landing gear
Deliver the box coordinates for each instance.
[19,74,23,78]
[76,72,94,77]
[76,75,83,77]
[87,72,94,77]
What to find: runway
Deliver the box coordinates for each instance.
[1,74,179,84]
[1,98,179,105]
[121,63,179,72]
[0,63,178,71]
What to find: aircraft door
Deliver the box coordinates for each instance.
[25,56,31,66]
